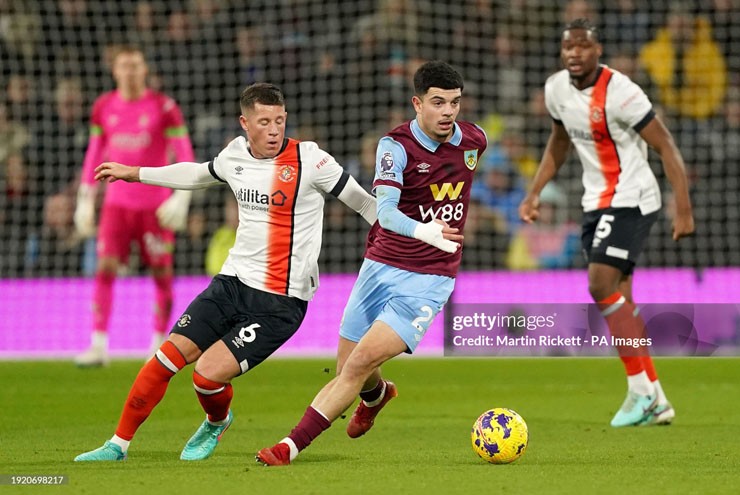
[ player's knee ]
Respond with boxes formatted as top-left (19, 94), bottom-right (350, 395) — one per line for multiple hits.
top-left (167, 334), bottom-right (201, 363)
top-left (192, 369), bottom-right (229, 392)
top-left (152, 266), bottom-right (173, 279)
top-left (587, 279), bottom-right (618, 302)
top-left (194, 351), bottom-right (239, 383)
top-left (96, 255), bottom-right (119, 274)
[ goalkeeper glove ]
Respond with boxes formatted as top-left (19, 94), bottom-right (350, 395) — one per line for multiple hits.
top-left (413, 221), bottom-right (460, 254)
top-left (156, 190), bottom-right (192, 231)
top-left (74, 184), bottom-right (96, 238)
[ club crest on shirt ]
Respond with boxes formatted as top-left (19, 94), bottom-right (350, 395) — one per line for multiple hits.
top-left (464, 149), bottom-right (479, 170)
top-left (278, 165), bottom-right (296, 183)
top-left (177, 314), bottom-right (191, 328)
top-left (590, 107), bottom-right (603, 123)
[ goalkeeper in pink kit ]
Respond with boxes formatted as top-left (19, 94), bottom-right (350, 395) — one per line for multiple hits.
top-left (74, 46), bottom-right (195, 366)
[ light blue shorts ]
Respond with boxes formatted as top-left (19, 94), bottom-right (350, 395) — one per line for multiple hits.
top-left (339, 259), bottom-right (455, 353)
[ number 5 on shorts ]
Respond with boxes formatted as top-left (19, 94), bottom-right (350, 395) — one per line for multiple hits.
top-left (594, 214), bottom-right (615, 246)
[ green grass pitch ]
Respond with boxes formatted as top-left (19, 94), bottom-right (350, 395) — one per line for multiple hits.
top-left (1, 357), bottom-right (738, 494)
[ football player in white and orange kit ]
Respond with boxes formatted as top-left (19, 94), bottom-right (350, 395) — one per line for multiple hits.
top-left (74, 83), bottom-right (376, 462)
top-left (520, 19), bottom-right (694, 427)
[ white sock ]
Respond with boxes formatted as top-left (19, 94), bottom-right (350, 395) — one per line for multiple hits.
top-left (207, 412), bottom-right (231, 426)
top-left (652, 380), bottom-right (668, 405)
top-left (280, 437), bottom-right (299, 461)
top-left (109, 435), bottom-right (130, 452)
top-left (149, 333), bottom-right (166, 348)
top-left (363, 381), bottom-right (387, 407)
top-left (91, 331), bottom-right (108, 350)
top-left (627, 371), bottom-right (654, 396)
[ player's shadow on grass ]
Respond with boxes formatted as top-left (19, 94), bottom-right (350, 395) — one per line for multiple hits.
top-left (283, 453), bottom-right (358, 464)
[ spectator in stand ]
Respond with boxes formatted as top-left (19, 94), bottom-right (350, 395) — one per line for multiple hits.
top-left (33, 78), bottom-right (89, 196)
top-left (128, 1), bottom-right (161, 48)
top-left (5, 74), bottom-right (39, 127)
top-left (471, 144), bottom-right (527, 236)
top-left (599, 0), bottom-right (652, 55)
top-left (0, 101), bottom-right (28, 164)
top-left (1, 153), bottom-right (36, 273)
top-left (506, 182), bottom-right (580, 270)
top-left (26, 191), bottom-right (88, 275)
top-left (640, 6), bottom-right (727, 120)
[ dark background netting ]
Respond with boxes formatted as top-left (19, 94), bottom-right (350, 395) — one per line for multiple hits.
top-left (1, 0), bottom-right (737, 279)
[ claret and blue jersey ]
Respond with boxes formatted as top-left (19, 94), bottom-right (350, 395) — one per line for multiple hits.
top-left (365, 118), bottom-right (488, 278)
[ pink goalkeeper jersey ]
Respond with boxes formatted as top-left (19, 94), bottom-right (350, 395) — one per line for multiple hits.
top-left (80, 89), bottom-right (194, 210)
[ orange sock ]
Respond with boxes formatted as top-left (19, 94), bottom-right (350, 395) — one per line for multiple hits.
top-left (641, 356), bottom-right (658, 381)
top-left (114, 341), bottom-right (186, 440)
top-left (193, 372), bottom-right (233, 423)
top-left (598, 292), bottom-right (646, 376)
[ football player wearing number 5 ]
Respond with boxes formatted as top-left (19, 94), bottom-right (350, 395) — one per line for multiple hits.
top-left (519, 19), bottom-right (694, 427)
top-left (257, 61), bottom-right (487, 466)
top-left (75, 83), bottom-right (377, 462)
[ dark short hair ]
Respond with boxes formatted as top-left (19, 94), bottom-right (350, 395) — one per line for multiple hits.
top-left (413, 61), bottom-right (464, 96)
top-left (240, 83), bottom-right (285, 112)
top-left (563, 18), bottom-right (600, 42)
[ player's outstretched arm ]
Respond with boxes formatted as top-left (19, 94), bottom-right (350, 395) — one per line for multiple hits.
top-left (95, 161), bottom-right (222, 190)
top-left (638, 116), bottom-right (695, 241)
top-left (520, 122), bottom-right (571, 223)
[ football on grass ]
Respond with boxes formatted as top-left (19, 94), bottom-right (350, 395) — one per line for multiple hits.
top-left (471, 408), bottom-right (528, 464)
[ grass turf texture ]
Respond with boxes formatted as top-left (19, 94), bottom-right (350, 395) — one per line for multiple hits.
top-left (1, 358), bottom-right (738, 494)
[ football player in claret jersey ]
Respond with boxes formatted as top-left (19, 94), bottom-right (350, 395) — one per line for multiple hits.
top-left (74, 83), bottom-right (376, 462)
top-left (74, 46), bottom-right (195, 366)
top-left (257, 61), bottom-right (487, 466)
top-left (519, 19), bottom-right (694, 427)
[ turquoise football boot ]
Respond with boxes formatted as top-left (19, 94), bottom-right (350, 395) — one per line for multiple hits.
top-left (640, 402), bottom-right (675, 426)
top-left (180, 410), bottom-right (233, 461)
top-left (74, 441), bottom-right (127, 461)
top-left (610, 391), bottom-right (657, 427)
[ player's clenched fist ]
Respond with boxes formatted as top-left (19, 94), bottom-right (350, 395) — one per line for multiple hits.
top-left (518, 194), bottom-right (540, 223)
top-left (414, 219), bottom-right (463, 253)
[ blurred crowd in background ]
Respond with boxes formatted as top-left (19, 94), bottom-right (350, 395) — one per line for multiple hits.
top-left (1, 0), bottom-right (738, 277)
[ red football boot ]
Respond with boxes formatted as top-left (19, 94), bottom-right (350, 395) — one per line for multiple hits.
top-left (346, 380), bottom-right (398, 438)
top-left (256, 443), bottom-right (291, 466)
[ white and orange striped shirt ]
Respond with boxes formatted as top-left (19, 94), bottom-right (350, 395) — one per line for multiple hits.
top-left (210, 136), bottom-right (345, 301)
top-left (545, 65), bottom-right (661, 214)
